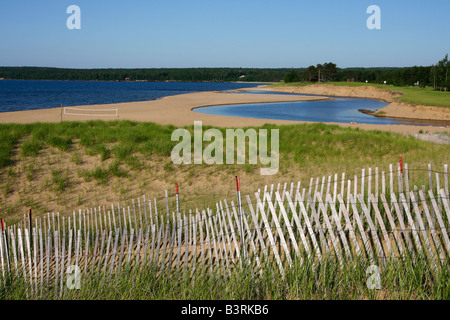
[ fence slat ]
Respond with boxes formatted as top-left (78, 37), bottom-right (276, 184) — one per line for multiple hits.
top-left (337, 194), bottom-right (361, 258)
top-left (410, 192), bottom-right (444, 267)
top-left (444, 165), bottom-right (449, 204)
top-left (349, 194), bottom-right (374, 262)
top-left (357, 194), bottom-right (386, 265)
top-left (224, 200), bottom-right (241, 261)
top-left (316, 193), bottom-right (344, 266)
top-left (285, 192), bottom-right (315, 261)
top-left (246, 195), bottom-right (268, 259)
top-left (399, 193), bottom-right (435, 269)
top-left (266, 192), bottom-right (292, 266)
top-left (391, 193), bottom-right (416, 260)
top-left (109, 230), bottom-right (120, 277)
top-left (306, 193), bottom-right (330, 255)
top-left (255, 192), bottom-right (284, 275)
top-left (369, 194), bottom-right (392, 257)
top-left (426, 190), bottom-right (450, 255)
top-left (202, 211), bottom-right (214, 273)
top-left (380, 194), bottom-right (405, 258)
top-left (275, 192), bottom-right (301, 262)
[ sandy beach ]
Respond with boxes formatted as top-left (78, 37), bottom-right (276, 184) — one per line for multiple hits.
top-left (0, 86), bottom-right (449, 135)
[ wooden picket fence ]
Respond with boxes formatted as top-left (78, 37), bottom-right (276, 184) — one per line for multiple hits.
top-left (0, 162), bottom-right (449, 295)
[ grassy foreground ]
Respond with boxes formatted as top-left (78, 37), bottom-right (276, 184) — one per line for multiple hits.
top-left (0, 120), bottom-right (448, 301)
top-left (1, 256), bottom-right (447, 300)
top-left (0, 120), bottom-right (449, 224)
top-left (271, 81), bottom-right (450, 108)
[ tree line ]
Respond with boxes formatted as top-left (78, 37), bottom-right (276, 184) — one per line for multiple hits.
top-left (285, 64), bottom-right (432, 86)
top-left (0, 55), bottom-right (448, 90)
top-left (430, 54), bottom-right (449, 91)
top-left (283, 55), bottom-right (449, 90)
top-left (0, 67), bottom-right (287, 83)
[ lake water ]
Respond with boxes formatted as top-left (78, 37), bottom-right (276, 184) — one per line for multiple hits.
top-left (195, 93), bottom-right (448, 126)
top-left (0, 80), bottom-right (445, 126)
top-left (0, 80), bottom-right (266, 112)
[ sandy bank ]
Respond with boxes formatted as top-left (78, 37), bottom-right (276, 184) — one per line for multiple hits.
top-left (0, 91), bottom-right (328, 127)
top-left (255, 83), bottom-right (401, 102)
top-left (0, 89), bottom-right (448, 135)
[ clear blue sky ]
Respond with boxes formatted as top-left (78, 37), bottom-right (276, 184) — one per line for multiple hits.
top-left (0, 0), bottom-right (449, 68)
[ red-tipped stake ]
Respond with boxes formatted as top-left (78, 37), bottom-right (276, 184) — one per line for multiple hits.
top-left (235, 176), bottom-right (246, 260)
top-left (1, 218), bottom-right (11, 273)
top-left (175, 184), bottom-right (180, 215)
top-left (399, 157), bottom-right (403, 175)
top-left (28, 209), bottom-right (33, 252)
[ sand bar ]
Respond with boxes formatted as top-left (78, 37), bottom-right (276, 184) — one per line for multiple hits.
top-left (0, 88), bottom-right (448, 135)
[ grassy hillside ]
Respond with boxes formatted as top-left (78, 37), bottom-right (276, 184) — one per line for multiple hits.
top-left (0, 121), bottom-right (448, 225)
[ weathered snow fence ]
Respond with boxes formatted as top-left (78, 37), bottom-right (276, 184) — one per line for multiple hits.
top-left (0, 163), bottom-right (448, 294)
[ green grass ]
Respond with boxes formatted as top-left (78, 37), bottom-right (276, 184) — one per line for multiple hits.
top-left (271, 81), bottom-right (450, 107)
top-left (109, 160), bottom-right (128, 178)
top-left (46, 135), bottom-right (72, 151)
top-left (21, 137), bottom-right (43, 157)
top-left (70, 152), bottom-right (83, 165)
top-left (270, 81), bottom-right (311, 88)
top-left (0, 120), bottom-right (175, 166)
top-left (0, 120), bottom-right (449, 224)
top-left (51, 168), bottom-right (70, 192)
top-left (0, 255), bottom-right (447, 300)
top-left (81, 166), bottom-right (110, 185)
top-left (1, 120), bottom-right (447, 174)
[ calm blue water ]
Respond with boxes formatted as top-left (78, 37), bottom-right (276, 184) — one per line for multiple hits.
top-left (194, 95), bottom-right (448, 126)
top-left (1, 80), bottom-right (446, 126)
top-left (0, 80), bottom-right (266, 112)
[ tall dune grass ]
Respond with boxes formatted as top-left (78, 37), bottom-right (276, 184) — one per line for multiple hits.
top-left (0, 255), bottom-right (447, 300)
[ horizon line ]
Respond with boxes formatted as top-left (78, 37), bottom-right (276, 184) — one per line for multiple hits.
top-left (0, 65), bottom-right (431, 70)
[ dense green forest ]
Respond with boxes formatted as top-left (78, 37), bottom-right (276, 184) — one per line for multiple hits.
top-left (0, 54), bottom-right (448, 90)
top-left (0, 67), bottom-right (286, 82)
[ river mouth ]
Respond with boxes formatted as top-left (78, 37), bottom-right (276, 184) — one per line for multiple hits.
top-left (195, 91), bottom-right (449, 127)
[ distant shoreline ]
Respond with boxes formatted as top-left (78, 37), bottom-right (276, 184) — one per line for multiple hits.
top-left (0, 78), bottom-right (274, 84)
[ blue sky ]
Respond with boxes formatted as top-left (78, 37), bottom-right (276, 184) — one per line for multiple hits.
top-left (0, 0), bottom-right (449, 68)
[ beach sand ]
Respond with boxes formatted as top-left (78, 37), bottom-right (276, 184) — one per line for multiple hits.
top-left (0, 87), bottom-right (448, 135)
